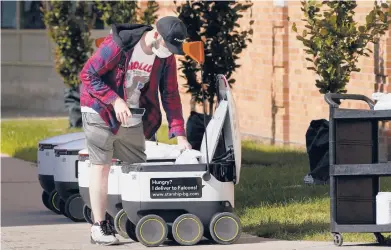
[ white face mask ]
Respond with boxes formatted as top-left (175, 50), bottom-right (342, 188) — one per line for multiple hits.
top-left (146, 31), bottom-right (172, 58)
top-left (152, 44), bottom-right (172, 58)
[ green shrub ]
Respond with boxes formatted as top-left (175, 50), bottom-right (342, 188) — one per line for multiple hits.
top-left (291, 0), bottom-right (391, 94)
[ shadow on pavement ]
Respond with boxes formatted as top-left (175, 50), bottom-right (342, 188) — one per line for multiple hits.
top-left (1, 156), bottom-right (77, 227)
top-left (343, 239), bottom-right (391, 248)
top-left (242, 221), bottom-right (329, 241)
top-left (163, 233), bottom-right (272, 246)
top-left (343, 244), bottom-right (391, 248)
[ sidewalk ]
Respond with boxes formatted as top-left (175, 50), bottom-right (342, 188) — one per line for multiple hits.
top-left (0, 154), bottom-right (384, 249)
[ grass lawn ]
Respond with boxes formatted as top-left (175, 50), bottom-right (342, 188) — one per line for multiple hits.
top-left (1, 118), bottom-right (390, 243)
top-left (1, 118), bottom-right (177, 162)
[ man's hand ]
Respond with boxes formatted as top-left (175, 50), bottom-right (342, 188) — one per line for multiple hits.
top-left (177, 136), bottom-right (192, 150)
top-left (112, 97), bottom-right (131, 125)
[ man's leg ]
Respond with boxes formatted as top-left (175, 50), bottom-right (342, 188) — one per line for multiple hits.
top-left (82, 113), bottom-right (119, 245)
top-left (89, 164), bottom-right (110, 222)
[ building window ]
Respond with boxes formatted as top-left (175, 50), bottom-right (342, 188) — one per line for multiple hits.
top-left (1, 1), bottom-right (17, 29)
top-left (1, 0), bottom-right (104, 30)
top-left (20, 0), bottom-right (45, 29)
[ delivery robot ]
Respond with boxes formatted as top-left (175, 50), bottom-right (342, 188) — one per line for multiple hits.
top-left (120, 74), bottom-right (242, 247)
top-left (78, 141), bottom-right (183, 240)
top-left (53, 138), bottom-right (87, 221)
top-left (38, 132), bottom-right (85, 214)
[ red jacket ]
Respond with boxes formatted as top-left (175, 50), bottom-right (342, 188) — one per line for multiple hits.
top-left (79, 24), bottom-right (186, 140)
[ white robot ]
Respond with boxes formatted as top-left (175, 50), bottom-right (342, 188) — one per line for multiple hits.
top-left (53, 138), bottom-right (87, 221)
top-left (120, 74), bottom-right (242, 247)
top-left (77, 148), bottom-right (96, 224)
top-left (37, 132), bottom-right (85, 214)
top-left (77, 141), bottom-right (183, 240)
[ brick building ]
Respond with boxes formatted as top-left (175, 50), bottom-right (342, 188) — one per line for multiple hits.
top-left (1, 1), bottom-right (390, 147)
top-left (157, 1), bottom-right (391, 146)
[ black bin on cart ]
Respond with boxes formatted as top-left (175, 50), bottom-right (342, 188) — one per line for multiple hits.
top-left (325, 93), bottom-right (391, 246)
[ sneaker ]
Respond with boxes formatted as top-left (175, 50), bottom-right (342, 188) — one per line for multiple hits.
top-left (90, 220), bottom-right (119, 246)
top-left (304, 174), bottom-right (314, 184)
top-left (304, 174), bottom-right (329, 185)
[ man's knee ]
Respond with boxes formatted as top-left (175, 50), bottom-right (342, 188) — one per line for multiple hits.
top-left (89, 163), bottom-right (111, 181)
top-left (90, 163), bottom-right (111, 171)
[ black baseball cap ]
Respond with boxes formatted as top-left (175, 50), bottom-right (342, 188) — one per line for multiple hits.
top-left (156, 16), bottom-right (188, 55)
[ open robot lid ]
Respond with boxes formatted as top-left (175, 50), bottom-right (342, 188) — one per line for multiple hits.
top-left (39, 132), bottom-right (85, 145)
top-left (218, 74), bottom-right (242, 184)
top-left (54, 138), bottom-right (86, 152)
top-left (199, 100), bottom-right (228, 163)
top-left (199, 75), bottom-right (242, 184)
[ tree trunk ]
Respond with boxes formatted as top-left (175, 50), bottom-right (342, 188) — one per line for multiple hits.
top-left (209, 100), bottom-right (214, 116)
top-left (190, 95), bottom-right (196, 112)
top-left (64, 84), bottom-right (82, 128)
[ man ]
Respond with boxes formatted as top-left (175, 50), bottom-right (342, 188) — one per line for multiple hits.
top-left (79, 16), bottom-right (192, 245)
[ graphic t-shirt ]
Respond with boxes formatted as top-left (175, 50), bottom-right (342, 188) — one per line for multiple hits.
top-left (123, 41), bottom-right (156, 127)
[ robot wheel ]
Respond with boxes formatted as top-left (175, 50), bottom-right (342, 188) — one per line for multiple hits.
top-left (135, 214), bottom-right (168, 247)
top-left (82, 204), bottom-right (113, 226)
top-left (125, 218), bottom-right (139, 242)
top-left (82, 204), bottom-right (93, 224)
top-left (114, 209), bottom-right (131, 239)
top-left (64, 193), bottom-right (85, 222)
top-left (172, 214), bottom-right (204, 246)
top-left (48, 190), bottom-right (65, 215)
top-left (209, 212), bottom-right (242, 245)
top-left (41, 190), bottom-right (50, 210)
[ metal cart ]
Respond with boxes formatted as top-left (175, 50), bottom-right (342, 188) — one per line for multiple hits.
top-left (325, 93), bottom-right (391, 246)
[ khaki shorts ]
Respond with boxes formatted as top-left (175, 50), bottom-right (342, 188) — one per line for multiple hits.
top-left (81, 112), bottom-right (146, 165)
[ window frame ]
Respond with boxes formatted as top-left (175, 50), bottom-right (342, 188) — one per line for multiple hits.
top-left (1, 1), bottom-right (106, 31)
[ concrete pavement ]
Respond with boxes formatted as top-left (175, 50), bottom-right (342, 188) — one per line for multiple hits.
top-left (0, 154), bottom-right (387, 249)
